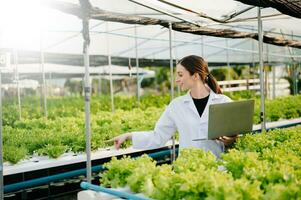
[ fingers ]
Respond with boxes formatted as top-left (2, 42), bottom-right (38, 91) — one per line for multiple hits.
top-left (108, 133), bottom-right (131, 150)
top-left (114, 139), bottom-right (121, 150)
top-left (217, 137), bottom-right (229, 144)
top-left (113, 136), bottom-right (125, 150)
top-left (113, 137), bottom-right (122, 150)
top-left (218, 137), bottom-right (227, 143)
top-left (217, 135), bottom-right (237, 147)
top-left (221, 136), bottom-right (236, 140)
top-left (219, 135), bottom-right (238, 141)
top-left (103, 137), bottom-right (121, 149)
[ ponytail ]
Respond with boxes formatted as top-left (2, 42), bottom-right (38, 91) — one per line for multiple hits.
top-left (206, 74), bottom-right (222, 94)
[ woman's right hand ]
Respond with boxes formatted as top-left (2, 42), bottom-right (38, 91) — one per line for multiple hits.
top-left (217, 135), bottom-right (238, 147)
top-left (111, 133), bottom-right (132, 150)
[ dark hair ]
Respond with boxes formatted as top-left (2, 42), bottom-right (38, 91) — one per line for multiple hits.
top-left (177, 55), bottom-right (222, 94)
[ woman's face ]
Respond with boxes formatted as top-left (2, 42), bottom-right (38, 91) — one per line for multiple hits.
top-left (176, 64), bottom-right (198, 91)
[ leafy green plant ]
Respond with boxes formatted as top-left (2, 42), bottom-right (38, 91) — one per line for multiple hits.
top-left (2, 94), bottom-right (301, 164)
top-left (99, 126), bottom-right (301, 199)
top-left (3, 145), bottom-right (28, 164)
top-left (37, 144), bottom-right (68, 158)
top-left (101, 155), bottom-right (155, 188)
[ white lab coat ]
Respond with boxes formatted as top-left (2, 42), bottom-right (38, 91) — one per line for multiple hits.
top-left (132, 89), bottom-right (232, 157)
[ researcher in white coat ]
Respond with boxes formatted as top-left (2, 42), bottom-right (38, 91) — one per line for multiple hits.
top-left (112, 55), bottom-right (237, 157)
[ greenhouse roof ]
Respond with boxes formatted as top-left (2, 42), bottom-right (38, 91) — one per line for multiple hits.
top-left (0, 0), bottom-right (300, 66)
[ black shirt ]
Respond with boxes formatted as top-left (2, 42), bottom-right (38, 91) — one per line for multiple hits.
top-left (192, 94), bottom-right (209, 118)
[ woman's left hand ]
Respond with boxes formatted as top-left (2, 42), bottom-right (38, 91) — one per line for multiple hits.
top-left (217, 135), bottom-right (238, 147)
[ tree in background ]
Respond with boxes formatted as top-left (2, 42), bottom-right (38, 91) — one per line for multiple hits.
top-left (64, 79), bottom-right (82, 96)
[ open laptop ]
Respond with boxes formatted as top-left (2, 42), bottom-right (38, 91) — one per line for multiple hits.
top-left (193, 99), bottom-right (255, 141)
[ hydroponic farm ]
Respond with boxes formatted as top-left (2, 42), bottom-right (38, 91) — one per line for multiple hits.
top-left (0, 0), bottom-right (301, 200)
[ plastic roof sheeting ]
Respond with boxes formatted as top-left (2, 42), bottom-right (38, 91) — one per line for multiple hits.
top-left (0, 0), bottom-right (300, 64)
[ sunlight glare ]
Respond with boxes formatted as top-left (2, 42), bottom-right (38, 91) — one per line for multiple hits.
top-left (0, 0), bottom-right (50, 50)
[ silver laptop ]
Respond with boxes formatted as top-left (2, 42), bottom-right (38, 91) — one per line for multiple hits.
top-left (193, 99), bottom-right (254, 141)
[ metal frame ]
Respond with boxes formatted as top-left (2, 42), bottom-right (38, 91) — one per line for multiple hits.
top-left (258, 7), bottom-right (266, 131)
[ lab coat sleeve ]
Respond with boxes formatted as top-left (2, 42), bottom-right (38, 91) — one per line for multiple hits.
top-left (132, 104), bottom-right (177, 149)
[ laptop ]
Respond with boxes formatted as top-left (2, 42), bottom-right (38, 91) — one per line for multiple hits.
top-left (193, 99), bottom-right (255, 141)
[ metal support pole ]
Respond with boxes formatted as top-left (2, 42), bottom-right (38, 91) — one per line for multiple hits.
top-left (128, 58), bottom-right (132, 78)
top-left (40, 31), bottom-right (47, 118)
top-left (291, 31), bottom-right (297, 95)
top-left (201, 35), bottom-right (204, 58)
top-left (49, 73), bottom-right (52, 97)
top-left (272, 66), bottom-right (276, 99)
top-left (169, 22), bottom-right (174, 100)
top-left (108, 55), bottom-right (114, 112)
top-left (258, 7), bottom-right (266, 131)
top-left (106, 22), bottom-right (114, 112)
top-left (252, 28), bottom-right (256, 80)
top-left (226, 39), bottom-right (231, 89)
top-left (0, 71), bottom-right (3, 200)
top-left (293, 65), bottom-right (296, 95)
top-left (82, 10), bottom-right (92, 183)
top-left (296, 63), bottom-right (301, 94)
top-left (176, 68), bottom-right (180, 96)
top-left (168, 22), bottom-right (175, 163)
top-left (173, 31), bottom-right (180, 96)
top-left (134, 25), bottom-right (140, 106)
top-left (246, 64), bottom-right (250, 90)
top-left (265, 43), bottom-right (269, 98)
top-left (14, 49), bottom-right (21, 120)
top-left (296, 65), bottom-right (298, 94)
top-left (98, 76), bottom-right (102, 96)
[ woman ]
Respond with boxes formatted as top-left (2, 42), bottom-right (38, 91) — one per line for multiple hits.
top-left (112, 55), bottom-right (236, 157)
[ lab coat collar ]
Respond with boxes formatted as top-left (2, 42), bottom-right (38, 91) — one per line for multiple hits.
top-left (182, 88), bottom-right (220, 103)
top-left (182, 88), bottom-right (222, 122)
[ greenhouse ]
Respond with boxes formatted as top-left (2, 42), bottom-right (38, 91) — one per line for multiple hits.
top-left (0, 0), bottom-right (301, 199)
